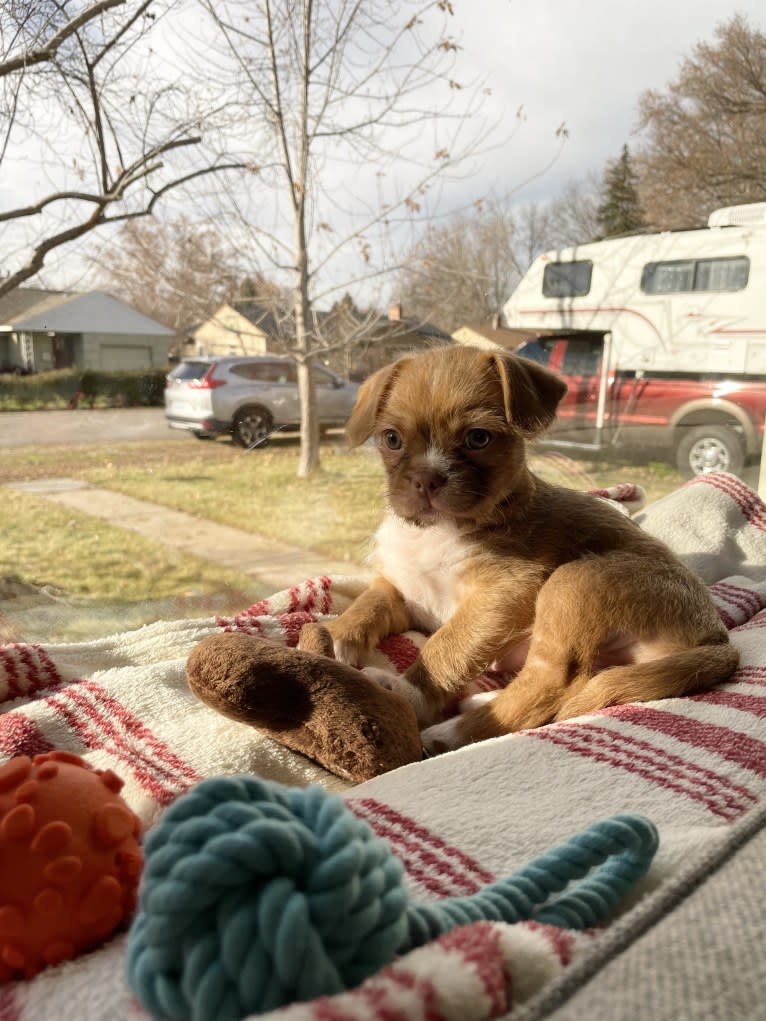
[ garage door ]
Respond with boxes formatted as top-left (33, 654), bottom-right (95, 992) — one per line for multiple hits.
top-left (100, 346), bottom-right (152, 371)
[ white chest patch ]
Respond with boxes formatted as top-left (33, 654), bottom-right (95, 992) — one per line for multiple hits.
top-left (373, 514), bottom-right (474, 631)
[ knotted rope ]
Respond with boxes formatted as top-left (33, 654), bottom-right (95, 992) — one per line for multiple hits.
top-left (127, 776), bottom-right (658, 1021)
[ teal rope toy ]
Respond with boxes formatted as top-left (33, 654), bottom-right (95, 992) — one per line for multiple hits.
top-left (127, 776), bottom-right (658, 1021)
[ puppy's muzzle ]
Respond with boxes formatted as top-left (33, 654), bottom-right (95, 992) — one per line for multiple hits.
top-left (411, 469), bottom-right (447, 501)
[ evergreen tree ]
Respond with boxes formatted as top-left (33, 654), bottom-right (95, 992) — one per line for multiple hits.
top-left (595, 145), bottom-right (646, 238)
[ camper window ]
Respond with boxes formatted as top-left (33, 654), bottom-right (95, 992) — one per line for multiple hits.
top-left (542, 260), bottom-right (593, 298)
top-left (641, 256), bottom-right (749, 295)
top-left (694, 257), bottom-right (749, 292)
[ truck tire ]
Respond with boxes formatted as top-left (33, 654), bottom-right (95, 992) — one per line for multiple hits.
top-left (232, 406), bottom-right (273, 449)
top-left (675, 424), bottom-right (744, 478)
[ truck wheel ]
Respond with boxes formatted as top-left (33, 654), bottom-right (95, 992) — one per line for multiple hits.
top-left (233, 407), bottom-right (273, 449)
top-left (675, 424), bottom-right (744, 478)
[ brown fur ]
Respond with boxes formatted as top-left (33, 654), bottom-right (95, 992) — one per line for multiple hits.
top-left (328, 345), bottom-right (738, 749)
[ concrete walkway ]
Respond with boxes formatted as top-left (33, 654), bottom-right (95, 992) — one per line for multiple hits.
top-left (7, 478), bottom-right (367, 593)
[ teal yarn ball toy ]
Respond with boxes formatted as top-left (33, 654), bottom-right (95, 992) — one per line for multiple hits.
top-left (127, 776), bottom-right (658, 1021)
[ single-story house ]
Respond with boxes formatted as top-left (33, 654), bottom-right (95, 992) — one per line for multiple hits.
top-left (188, 299), bottom-right (453, 380)
top-left (452, 318), bottom-right (538, 352)
top-left (339, 304), bottom-right (453, 380)
top-left (189, 301), bottom-right (285, 358)
top-left (0, 288), bottom-right (175, 373)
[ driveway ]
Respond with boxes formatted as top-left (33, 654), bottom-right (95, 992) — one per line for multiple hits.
top-left (0, 408), bottom-right (186, 446)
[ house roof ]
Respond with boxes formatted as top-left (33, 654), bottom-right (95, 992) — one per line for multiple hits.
top-left (379, 317), bottom-right (452, 342)
top-left (230, 300), bottom-right (284, 337)
top-left (453, 322), bottom-right (537, 350)
top-left (196, 298), bottom-right (452, 350)
top-left (0, 288), bottom-right (174, 336)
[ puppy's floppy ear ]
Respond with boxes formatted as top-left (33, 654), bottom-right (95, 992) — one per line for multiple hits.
top-left (346, 357), bottom-right (410, 447)
top-left (490, 350), bottom-right (567, 437)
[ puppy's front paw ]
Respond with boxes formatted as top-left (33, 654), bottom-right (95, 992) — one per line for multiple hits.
top-left (332, 638), bottom-right (364, 669)
top-left (421, 716), bottom-right (470, 756)
top-left (362, 666), bottom-right (431, 725)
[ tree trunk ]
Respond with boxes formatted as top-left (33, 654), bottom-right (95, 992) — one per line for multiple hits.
top-left (297, 356), bottom-right (319, 477)
top-left (295, 217), bottom-right (319, 478)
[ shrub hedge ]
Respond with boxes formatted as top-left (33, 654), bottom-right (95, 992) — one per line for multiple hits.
top-left (0, 368), bottom-right (167, 411)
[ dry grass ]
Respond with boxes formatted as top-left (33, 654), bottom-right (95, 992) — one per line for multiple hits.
top-left (0, 433), bottom-right (690, 642)
top-left (0, 486), bottom-right (266, 643)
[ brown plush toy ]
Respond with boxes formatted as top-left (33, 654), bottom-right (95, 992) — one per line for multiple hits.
top-left (186, 623), bottom-right (423, 783)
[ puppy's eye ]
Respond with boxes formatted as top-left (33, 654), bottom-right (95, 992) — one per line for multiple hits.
top-left (464, 429), bottom-right (492, 450)
top-left (382, 429), bottom-right (403, 450)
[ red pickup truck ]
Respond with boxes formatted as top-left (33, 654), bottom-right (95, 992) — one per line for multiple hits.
top-left (517, 333), bottom-right (766, 478)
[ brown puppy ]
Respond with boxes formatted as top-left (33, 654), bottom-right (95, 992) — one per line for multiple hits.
top-left (326, 345), bottom-right (738, 753)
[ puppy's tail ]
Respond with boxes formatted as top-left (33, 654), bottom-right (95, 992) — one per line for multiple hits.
top-left (554, 641), bottom-right (740, 722)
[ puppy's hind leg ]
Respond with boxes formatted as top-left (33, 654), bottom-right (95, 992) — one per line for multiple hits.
top-left (422, 564), bottom-right (595, 753)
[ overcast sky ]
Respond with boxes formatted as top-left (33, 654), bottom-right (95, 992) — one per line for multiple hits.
top-left (443, 1), bottom-right (765, 206)
top-left (12, 0), bottom-right (766, 296)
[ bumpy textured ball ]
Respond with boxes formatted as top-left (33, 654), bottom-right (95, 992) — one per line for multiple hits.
top-left (127, 776), bottom-right (408, 1021)
top-left (0, 751), bottom-right (142, 980)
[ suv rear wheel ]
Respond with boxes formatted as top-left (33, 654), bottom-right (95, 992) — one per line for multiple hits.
top-left (233, 406), bottom-right (273, 449)
top-left (675, 424), bottom-right (744, 478)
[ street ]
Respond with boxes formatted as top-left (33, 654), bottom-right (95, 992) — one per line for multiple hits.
top-left (0, 407), bottom-right (186, 447)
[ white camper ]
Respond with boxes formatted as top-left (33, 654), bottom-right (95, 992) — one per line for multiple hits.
top-left (500, 204), bottom-right (766, 478)
top-left (503, 203), bottom-right (766, 376)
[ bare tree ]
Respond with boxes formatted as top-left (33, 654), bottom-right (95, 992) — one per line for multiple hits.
top-left (89, 216), bottom-right (244, 332)
top-left (0, 0), bottom-right (242, 300)
top-left (635, 14), bottom-right (766, 229)
top-left (196, 0), bottom-right (491, 476)
top-left (395, 178), bottom-right (600, 333)
top-left (544, 175), bottom-right (600, 247)
top-left (395, 194), bottom-right (518, 332)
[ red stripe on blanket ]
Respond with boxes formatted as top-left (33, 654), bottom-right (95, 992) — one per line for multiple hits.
top-left (374, 967), bottom-right (442, 1021)
top-left (352, 798), bottom-right (496, 890)
top-left (318, 575), bottom-right (334, 615)
top-left (709, 581), bottom-right (765, 619)
top-left (690, 688), bottom-right (766, 717)
top-left (732, 666), bottom-right (766, 685)
top-left (287, 583), bottom-right (302, 614)
top-left (216, 609), bottom-right (265, 633)
top-left (45, 683), bottom-right (200, 805)
top-left (303, 577), bottom-right (334, 615)
top-left (81, 681), bottom-right (201, 785)
top-left (279, 611), bottom-right (319, 646)
top-left (715, 605), bottom-right (738, 629)
top-left (734, 609), bottom-right (766, 631)
top-left (359, 976), bottom-right (442, 1021)
top-left (691, 473), bottom-right (766, 533)
top-left (0, 712), bottom-right (55, 759)
top-left (529, 724), bottom-right (755, 820)
top-left (309, 998), bottom-right (361, 1020)
top-left (378, 634), bottom-right (422, 673)
top-left (439, 922), bottom-right (509, 1015)
top-left (0, 644), bottom-right (61, 701)
top-left (523, 920), bottom-right (578, 966)
top-left (604, 704), bottom-right (766, 778)
top-left (352, 802), bottom-right (484, 898)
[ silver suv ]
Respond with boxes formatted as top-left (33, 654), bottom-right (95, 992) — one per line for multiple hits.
top-left (165, 355), bottom-right (359, 447)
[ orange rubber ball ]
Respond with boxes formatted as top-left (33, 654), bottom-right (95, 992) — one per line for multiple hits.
top-left (0, 751), bottom-right (143, 981)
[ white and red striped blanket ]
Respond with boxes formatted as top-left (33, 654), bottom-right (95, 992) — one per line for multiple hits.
top-left (1, 472), bottom-right (766, 1020)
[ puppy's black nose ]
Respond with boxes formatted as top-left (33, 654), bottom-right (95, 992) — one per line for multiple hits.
top-left (411, 469), bottom-right (447, 496)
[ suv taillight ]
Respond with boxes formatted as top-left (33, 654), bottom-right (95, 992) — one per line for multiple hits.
top-left (190, 367), bottom-right (226, 389)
